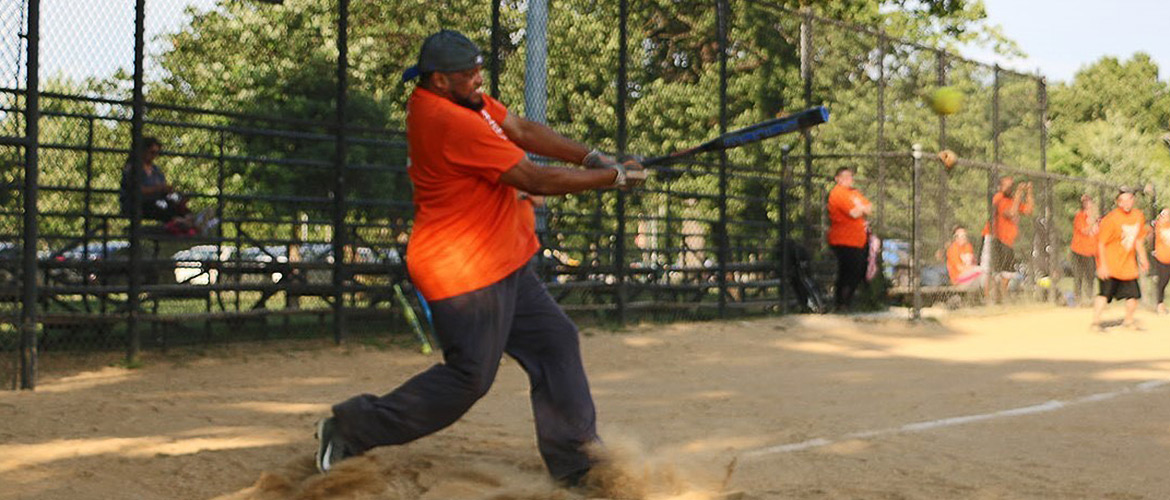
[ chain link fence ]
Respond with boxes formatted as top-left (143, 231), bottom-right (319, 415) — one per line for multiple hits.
top-left (2, 0), bottom-right (1150, 389)
top-left (0, 0), bottom-right (28, 389)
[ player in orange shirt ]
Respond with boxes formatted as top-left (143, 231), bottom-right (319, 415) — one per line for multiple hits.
top-left (1069, 194), bottom-right (1100, 305)
top-left (1091, 188), bottom-right (1150, 332)
top-left (1152, 208), bottom-right (1170, 315)
top-left (981, 176), bottom-right (1033, 303)
top-left (827, 167), bottom-right (872, 310)
top-left (315, 31), bottom-right (645, 487)
top-left (946, 226), bottom-right (985, 290)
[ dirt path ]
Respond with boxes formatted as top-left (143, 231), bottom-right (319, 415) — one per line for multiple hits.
top-left (2, 306), bottom-right (1169, 499)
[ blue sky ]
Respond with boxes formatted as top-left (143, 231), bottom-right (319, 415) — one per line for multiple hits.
top-left (962, 0), bottom-right (1170, 83)
top-left (35, 0), bottom-right (1169, 85)
top-left (40, 0), bottom-right (217, 83)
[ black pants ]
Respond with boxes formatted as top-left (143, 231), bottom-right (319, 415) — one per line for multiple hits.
top-left (831, 245), bottom-right (867, 309)
top-left (331, 263), bottom-right (598, 481)
top-left (1155, 259), bottom-right (1170, 305)
top-left (1071, 252), bottom-right (1096, 301)
top-left (990, 239), bottom-right (1016, 274)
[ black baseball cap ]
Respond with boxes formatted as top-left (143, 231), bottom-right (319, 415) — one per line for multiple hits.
top-left (401, 30), bottom-right (484, 83)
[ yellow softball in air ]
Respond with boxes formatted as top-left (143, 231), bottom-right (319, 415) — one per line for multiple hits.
top-left (927, 86), bottom-right (963, 116)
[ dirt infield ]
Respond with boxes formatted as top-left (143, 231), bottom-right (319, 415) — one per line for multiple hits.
top-left (2, 305), bottom-right (1169, 499)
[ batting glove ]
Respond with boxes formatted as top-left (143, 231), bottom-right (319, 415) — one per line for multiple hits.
top-left (583, 149), bottom-right (618, 170)
top-left (614, 154), bottom-right (647, 190)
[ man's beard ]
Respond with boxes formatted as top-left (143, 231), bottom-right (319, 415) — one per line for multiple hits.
top-left (454, 92), bottom-right (485, 112)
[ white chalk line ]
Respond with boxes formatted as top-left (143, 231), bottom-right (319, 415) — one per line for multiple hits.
top-left (741, 379), bottom-right (1170, 459)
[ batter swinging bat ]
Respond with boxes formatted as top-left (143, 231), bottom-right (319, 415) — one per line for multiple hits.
top-left (642, 106), bottom-right (830, 167)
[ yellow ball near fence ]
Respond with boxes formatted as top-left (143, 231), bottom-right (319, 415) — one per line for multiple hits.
top-left (927, 87), bottom-right (963, 115)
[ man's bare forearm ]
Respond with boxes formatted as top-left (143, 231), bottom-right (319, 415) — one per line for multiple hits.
top-left (528, 166), bottom-right (618, 195)
top-left (509, 118), bottom-right (591, 165)
top-left (500, 158), bottom-right (618, 196)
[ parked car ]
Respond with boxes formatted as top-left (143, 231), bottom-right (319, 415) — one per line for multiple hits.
top-left (172, 245), bottom-right (235, 285)
top-left (48, 240), bottom-right (133, 285)
top-left (0, 242), bottom-right (18, 286)
top-left (234, 245), bottom-right (288, 284)
top-left (299, 243), bottom-right (386, 284)
top-left (300, 243), bottom-right (381, 264)
top-left (0, 243), bottom-right (63, 289)
top-left (55, 240), bottom-right (132, 262)
top-left (378, 247), bottom-right (404, 266)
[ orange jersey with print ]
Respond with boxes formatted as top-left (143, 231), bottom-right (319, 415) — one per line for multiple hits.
top-left (404, 88), bottom-right (538, 300)
top-left (1155, 218), bottom-right (1170, 264)
top-left (981, 192), bottom-right (1033, 247)
top-left (1097, 208), bottom-right (1147, 280)
top-left (827, 184), bottom-right (870, 248)
top-left (1070, 210), bottom-right (1097, 257)
top-left (946, 240), bottom-right (975, 284)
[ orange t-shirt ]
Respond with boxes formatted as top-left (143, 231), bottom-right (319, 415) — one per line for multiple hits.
top-left (1070, 210), bottom-right (1098, 257)
top-left (946, 240), bottom-right (975, 284)
top-left (404, 88), bottom-right (538, 300)
top-left (1155, 218), bottom-right (1170, 264)
top-left (1097, 208), bottom-right (1147, 280)
top-left (827, 184), bottom-right (870, 248)
top-left (981, 192), bottom-right (1033, 247)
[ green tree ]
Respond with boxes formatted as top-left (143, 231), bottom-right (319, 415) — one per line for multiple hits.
top-left (1051, 53), bottom-right (1170, 135)
top-left (1049, 54), bottom-right (1170, 198)
top-left (0, 78), bottom-right (137, 246)
top-left (127, 0), bottom-right (1025, 265)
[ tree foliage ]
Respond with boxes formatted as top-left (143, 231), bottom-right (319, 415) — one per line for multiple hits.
top-left (19, 0), bottom-right (1071, 257)
top-left (1049, 54), bottom-right (1170, 198)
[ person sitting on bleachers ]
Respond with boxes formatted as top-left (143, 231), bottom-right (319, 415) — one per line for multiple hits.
top-left (947, 225), bottom-right (986, 290)
top-left (119, 136), bottom-right (216, 235)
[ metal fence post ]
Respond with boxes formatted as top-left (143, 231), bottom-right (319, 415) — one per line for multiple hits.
top-left (779, 145), bottom-right (791, 314)
top-left (614, 0), bottom-right (629, 325)
top-left (215, 130), bottom-right (225, 317)
top-left (875, 32), bottom-right (886, 230)
top-left (799, 8), bottom-right (815, 249)
top-left (716, 0), bottom-right (730, 318)
top-left (19, 0), bottom-right (41, 390)
top-left (331, 0), bottom-right (349, 344)
top-left (524, 0), bottom-right (548, 124)
top-left (489, 0), bottom-right (502, 99)
top-left (992, 65), bottom-right (1001, 164)
top-left (83, 117), bottom-right (94, 265)
top-left (126, 0), bottom-right (146, 363)
top-left (911, 144), bottom-right (923, 320)
top-left (988, 66), bottom-right (1001, 286)
top-left (936, 51), bottom-right (949, 244)
top-left (1039, 76), bottom-right (1054, 300)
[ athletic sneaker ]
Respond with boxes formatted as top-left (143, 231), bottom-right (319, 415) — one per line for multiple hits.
top-left (315, 417), bottom-right (353, 473)
top-left (1122, 321), bottom-right (1145, 332)
top-left (558, 467), bottom-right (591, 489)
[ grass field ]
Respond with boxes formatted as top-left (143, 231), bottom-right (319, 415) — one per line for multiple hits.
top-left (2, 304), bottom-right (1168, 499)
